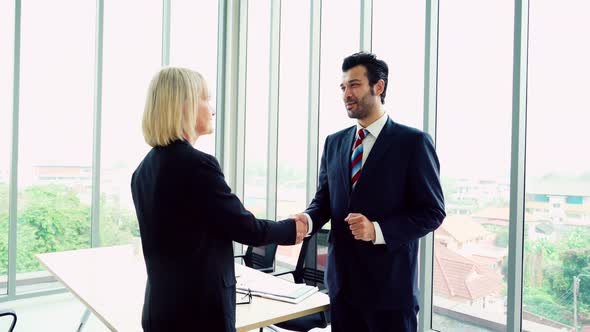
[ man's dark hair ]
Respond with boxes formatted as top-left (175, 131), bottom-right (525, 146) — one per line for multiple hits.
top-left (342, 52), bottom-right (389, 104)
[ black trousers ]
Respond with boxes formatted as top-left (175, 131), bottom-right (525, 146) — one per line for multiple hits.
top-left (330, 294), bottom-right (418, 332)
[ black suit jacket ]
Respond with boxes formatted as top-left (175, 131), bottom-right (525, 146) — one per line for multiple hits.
top-left (131, 139), bottom-right (296, 332)
top-left (305, 118), bottom-right (445, 310)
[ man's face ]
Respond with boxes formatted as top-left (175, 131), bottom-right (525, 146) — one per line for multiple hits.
top-left (340, 65), bottom-right (377, 120)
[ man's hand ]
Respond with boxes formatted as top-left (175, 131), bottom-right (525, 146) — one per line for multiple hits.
top-left (345, 213), bottom-right (375, 242)
top-left (292, 213), bottom-right (308, 244)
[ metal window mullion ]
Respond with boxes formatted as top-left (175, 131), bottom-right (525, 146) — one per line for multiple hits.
top-left (507, 0), bottom-right (529, 331)
top-left (304, 0), bottom-right (322, 268)
top-left (266, 0), bottom-right (281, 221)
top-left (360, 0), bottom-right (372, 52)
top-left (215, 0), bottom-right (240, 254)
top-left (419, 0), bottom-right (439, 330)
top-left (0, 288), bottom-right (66, 303)
top-left (215, 0), bottom-right (228, 163)
top-left (7, 0), bottom-right (22, 298)
top-left (219, 0), bottom-right (242, 190)
top-left (234, 0), bottom-right (248, 200)
top-left (90, 0), bottom-right (104, 248)
top-left (161, 0), bottom-right (171, 66)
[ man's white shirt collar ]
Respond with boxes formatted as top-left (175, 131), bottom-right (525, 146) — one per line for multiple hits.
top-left (356, 111), bottom-right (388, 139)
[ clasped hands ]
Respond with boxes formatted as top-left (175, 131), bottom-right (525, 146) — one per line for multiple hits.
top-left (291, 213), bottom-right (309, 244)
top-left (290, 212), bottom-right (375, 244)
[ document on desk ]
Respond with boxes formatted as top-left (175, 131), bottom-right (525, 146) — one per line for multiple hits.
top-left (236, 275), bottom-right (319, 304)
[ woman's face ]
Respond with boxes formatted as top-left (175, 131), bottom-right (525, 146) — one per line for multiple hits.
top-left (195, 93), bottom-right (215, 136)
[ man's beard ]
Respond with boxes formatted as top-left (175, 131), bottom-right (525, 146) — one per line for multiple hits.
top-left (346, 87), bottom-right (376, 119)
top-left (346, 97), bottom-right (372, 119)
top-left (347, 107), bottom-right (370, 119)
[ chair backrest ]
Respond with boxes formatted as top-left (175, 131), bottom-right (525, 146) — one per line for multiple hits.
top-left (302, 266), bottom-right (325, 286)
top-left (243, 244), bottom-right (278, 271)
top-left (292, 236), bottom-right (325, 288)
top-left (0, 310), bottom-right (17, 332)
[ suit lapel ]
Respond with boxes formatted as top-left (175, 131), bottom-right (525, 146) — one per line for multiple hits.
top-left (353, 118), bottom-right (397, 191)
top-left (339, 126), bottom-right (356, 194)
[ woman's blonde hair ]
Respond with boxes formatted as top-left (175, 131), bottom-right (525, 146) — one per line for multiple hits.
top-left (142, 67), bottom-right (207, 147)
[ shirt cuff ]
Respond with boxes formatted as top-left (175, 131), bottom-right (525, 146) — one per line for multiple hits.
top-left (303, 213), bottom-right (314, 237)
top-left (372, 221), bottom-right (386, 245)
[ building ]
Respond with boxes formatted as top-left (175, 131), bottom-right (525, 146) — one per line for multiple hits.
top-left (32, 165), bottom-right (92, 204)
top-left (433, 241), bottom-right (504, 306)
top-left (527, 176), bottom-right (590, 224)
top-left (436, 215), bottom-right (507, 272)
top-left (436, 215), bottom-right (494, 252)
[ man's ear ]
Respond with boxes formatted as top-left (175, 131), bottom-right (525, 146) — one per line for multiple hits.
top-left (375, 79), bottom-right (385, 96)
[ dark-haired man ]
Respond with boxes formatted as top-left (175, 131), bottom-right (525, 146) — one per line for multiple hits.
top-left (294, 52), bottom-right (445, 331)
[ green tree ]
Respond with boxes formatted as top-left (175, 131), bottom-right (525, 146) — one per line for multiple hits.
top-left (0, 183), bottom-right (9, 275)
top-left (524, 239), bottom-right (555, 287)
top-left (0, 184), bottom-right (140, 275)
top-left (523, 287), bottom-right (573, 324)
top-left (99, 193), bottom-right (138, 246)
top-left (523, 228), bottom-right (590, 325)
top-left (16, 185), bottom-right (91, 272)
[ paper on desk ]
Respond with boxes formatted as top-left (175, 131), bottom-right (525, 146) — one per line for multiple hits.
top-left (236, 275), bottom-right (318, 304)
top-left (239, 287), bottom-right (318, 304)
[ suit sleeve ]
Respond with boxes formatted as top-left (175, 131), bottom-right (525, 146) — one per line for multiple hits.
top-left (378, 132), bottom-right (446, 250)
top-left (305, 137), bottom-right (332, 234)
top-left (198, 156), bottom-right (296, 247)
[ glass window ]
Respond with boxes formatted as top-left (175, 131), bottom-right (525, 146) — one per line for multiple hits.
top-left (566, 196), bottom-right (583, 205)
top-left (433, 1), bottom-right (513, 330)
top-left (243, 0), bottom-right (271, 219)
top-left (100, 0), bottom-right (161, 246)
top-left (318, 0), bottom-right (360, 148)
top-left (316, 0), bottom-right (360, 271)
top-left (17, 0), bottom-right (96, 293)
top-left (372, 0), bottom-right (425, 130)
top-left (524, 1), bottom-right (590, 330)
top-left (170, 0), bottom-right (218, 155)
top-left (0, 0), bottom-right (14, 296)
top-left (372, 2), bottom-right (426, 290)
top-left (275, 0), bottom-right (311, 269)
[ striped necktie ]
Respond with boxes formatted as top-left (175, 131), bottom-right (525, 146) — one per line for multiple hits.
top-left (351, 128), bottom-right (368, 188)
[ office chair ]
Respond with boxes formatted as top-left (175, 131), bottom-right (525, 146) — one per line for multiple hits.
top-left (0, 309), bottom-right (17, 332)
top-left (235, 244), bottom-right (278, 273)
top-left (269, 236), bottom-right (330, 332)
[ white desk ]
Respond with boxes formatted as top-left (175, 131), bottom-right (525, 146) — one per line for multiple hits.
top-left (36, 245), bottom-right (330, 332)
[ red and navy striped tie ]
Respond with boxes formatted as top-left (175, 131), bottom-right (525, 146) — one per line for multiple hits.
top-left (351, 128), bottom-right (368, 188)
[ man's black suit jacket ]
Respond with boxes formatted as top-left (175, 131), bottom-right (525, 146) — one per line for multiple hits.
top-left (131, 139), bottom-right (296, 332)
top-left (305, 118), bottom-right (445, 310)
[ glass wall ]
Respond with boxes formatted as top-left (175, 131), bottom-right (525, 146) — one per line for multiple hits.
top-left (318, 0), bottom-right (360, 145)
top-left (1, 4), bottom-right (589, 331)
top-left (433, 1), bottom-right (514, 330)
top-left (371, 0), bottom-right (427, 294)
top-left (524, 1), bottom-right (590, 331)
top-left (0, 0), bottom-right (15, 296)
top-left (275, 0), bottom-right (312, 268)
top-left (0, 0), bottom-right (222, 299)
top-left (170, 0), bottom-right (218, 155)
top-left (17, 0), bottom-right (96, 293)
top-left (243, 0), bottom-right (271, 219)
top-left (316, 0), bottom-right (360, 272)
top-left (99, 0), bottom-right (161, 247)
top-left (372, 0), bottom-right (425, 130)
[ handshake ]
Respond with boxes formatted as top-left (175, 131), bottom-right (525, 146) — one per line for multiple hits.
top-left (287, 212), bottom-right (375, 244)
top-left (291, 213), bottom-right (309, 244)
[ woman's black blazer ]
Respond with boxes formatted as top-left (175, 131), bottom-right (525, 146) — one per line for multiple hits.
top-left (131, 140), bottom-right (296, 331)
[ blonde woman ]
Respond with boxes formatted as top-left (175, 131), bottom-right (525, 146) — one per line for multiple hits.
top-left (131, 67), bottom-right (308, 332)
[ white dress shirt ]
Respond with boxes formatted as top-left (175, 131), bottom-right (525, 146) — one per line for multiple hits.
top-left (304, 112), bottom-right (389, 245)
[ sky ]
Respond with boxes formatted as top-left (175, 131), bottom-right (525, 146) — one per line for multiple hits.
top-left (1, 0), bottom-right (590, 188)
